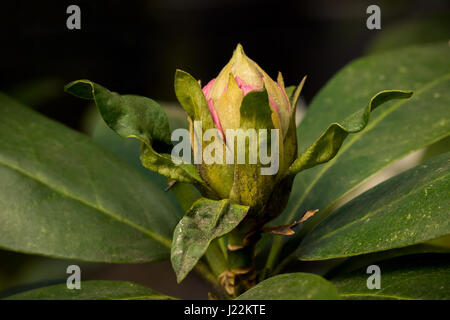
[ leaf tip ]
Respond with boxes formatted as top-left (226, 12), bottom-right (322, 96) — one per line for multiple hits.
top-left (64, 79), bottom-right (96, 100)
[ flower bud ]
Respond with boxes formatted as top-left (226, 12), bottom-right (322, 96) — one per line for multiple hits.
top-left (178, 44), bottom-right (298, 222)
top-left (202, 44), bottom-right (292, 139)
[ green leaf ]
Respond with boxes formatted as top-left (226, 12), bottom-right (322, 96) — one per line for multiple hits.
top-left (269, 42), bottom-right (450, 269)
top-left (298, 152), bottom-right (450, 260)
top-left (237, 273), bottom-right (340, 300)
top-left (332, 256), bottom-right (450, 300)
top-left (65, 79), bottom-right (201, 183)
top-left (4, 281), bottom-right (174, 300)
top-left (65, 80), bottom-right (171, 147)
top-left (287, 90), bottom-right (412, 175)
top-left (171, 198), bottom-right (249, 283)
top-left (0, 93), bottom-right (180, 262)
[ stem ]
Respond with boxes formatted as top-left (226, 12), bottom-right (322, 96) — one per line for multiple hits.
top-left (272, 253), bottom-right (295, 276)
top-left (204, 239), bottom-right (228, 276)
top-left (169, 182), bottom-right (199, 212)
top-left (260, 237), bottom-right (281, 281)
top-left (224, 226), bottom-right (260, 297)
top-left (194, 261), bottom-right (230, 299)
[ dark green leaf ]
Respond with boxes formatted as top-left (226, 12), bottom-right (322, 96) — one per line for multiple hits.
top-left (237, 273), bottom-right (340, 300)
top-left (287, 90), bottom-right (412, 175)
top-left (332, 256), bottom-right (450, 300)
top-left (171, 198), bottom-right (249, 283)
top-left (0, 93), bottom-right (180, 262)
top-left (65, 79), bottom-right (201, 183)
top-left (4, 281), bottom-right (174, 300)
top-left (269, 42), bottom-right (450, 270)
top-left (65, 80), bottom-right (171, 147)
top-left (298, 152), bottom-right (450, 260)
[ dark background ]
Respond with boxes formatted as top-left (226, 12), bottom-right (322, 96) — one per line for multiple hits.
top-left (0, 0), bottom-right (449, 299)
top-left (1, 0), bottom-right (449, 130)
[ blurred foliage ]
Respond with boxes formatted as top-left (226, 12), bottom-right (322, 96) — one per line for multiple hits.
top-left (366, 16), bottom-right (450, 54)
top-left (8, 77), bottom-right (64, 109)
top-left (0, 250), bottom-right (103, 298)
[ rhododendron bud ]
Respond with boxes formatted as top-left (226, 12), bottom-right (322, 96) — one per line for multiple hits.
top-left (174, 44), bottom-right (301, 224)
top-left (202, 44), bottom-right (292, 139)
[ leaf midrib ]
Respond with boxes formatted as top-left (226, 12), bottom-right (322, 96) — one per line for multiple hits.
top-left (0, 160), bottom-right (172, 248)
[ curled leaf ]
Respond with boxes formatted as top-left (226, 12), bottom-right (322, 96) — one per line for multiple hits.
top-left (65, 79), bottom-right (202, 183)
top-left (286, 90), bottom-right (413, 176)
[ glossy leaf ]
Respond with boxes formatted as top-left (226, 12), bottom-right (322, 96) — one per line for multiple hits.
top-left (287, 90), bottom-right (412, 175)
top-left (298, 152), bottom-right (450, 260)
top-left (237, 273), bottom-right (340, 300)
top-left (0, 93), bottom-right (179, 262)
top-left (4, 281), bottom-right (174, 300)
top-left (171, 198), bottom-right (249, 283)
top-left (332, 257), bottom-right (450, 300)
top-left (269, 42), bottom-right (450, 269)
top-left (65, 79), bottom-right (201, 183)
